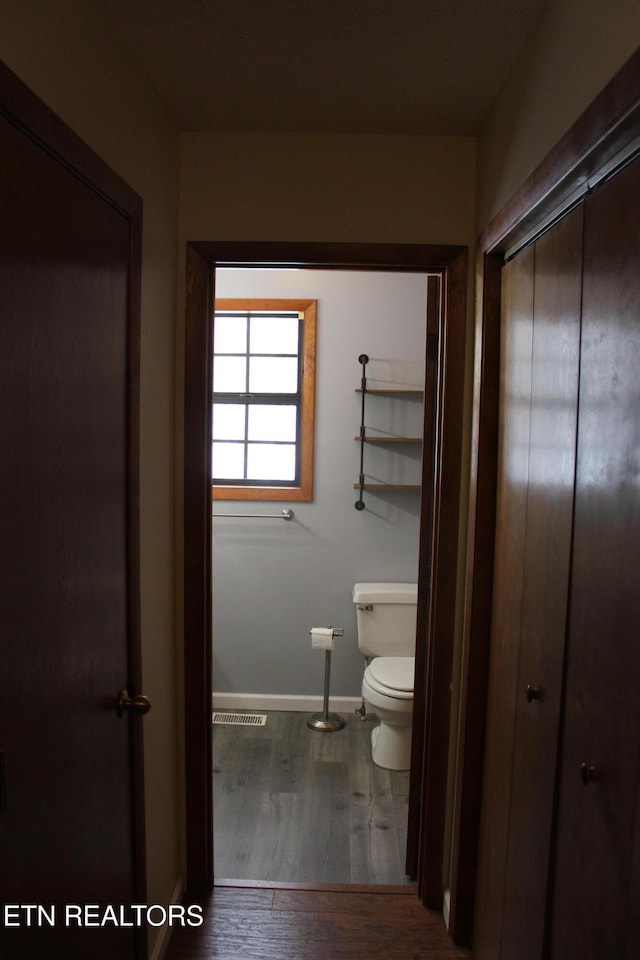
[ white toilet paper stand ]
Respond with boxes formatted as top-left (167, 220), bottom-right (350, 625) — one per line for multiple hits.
top-left (308, 627), bottom-right (345, 732)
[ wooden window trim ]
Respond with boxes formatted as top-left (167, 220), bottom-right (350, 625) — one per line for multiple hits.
top-left (212, 298), bottom-right (316, 501)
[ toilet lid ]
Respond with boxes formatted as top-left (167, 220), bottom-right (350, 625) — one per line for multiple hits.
top-left (368, 657), bottom-right (415, 695)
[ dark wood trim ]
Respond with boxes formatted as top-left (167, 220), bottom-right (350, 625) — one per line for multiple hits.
top-left (0, 59), bottom-right (142, 219)
top-left (189, 240), bottom-right (465, 271)
top-left (452, 43), bottom-right (640, 949)
top-left (417, 249), bottom-right (468, 910)
top-left (125, 184), bottom-right (148, 960)
top-left (184, 244), bottom-right (215, 893)
top-left (447, 250), bottom-right (502, 944)
top-left (182, 241), bottom-right (468, 921)
top-left (479, 47), bottom-right (640, 259)
top-left (0, 57), bottom-right (147, 957)
top-left (406, 275), bottom-right (441, 880)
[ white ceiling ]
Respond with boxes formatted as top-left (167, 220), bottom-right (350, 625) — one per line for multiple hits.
top-left (100, 0), bottom-right (546, 134)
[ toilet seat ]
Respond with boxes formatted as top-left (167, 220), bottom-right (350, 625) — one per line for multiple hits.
top-left (365, 657), bottom-right (414, 700)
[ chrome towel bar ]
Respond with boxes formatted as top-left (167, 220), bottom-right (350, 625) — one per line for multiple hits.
top-left (212, 508), bottom-right (295, 521)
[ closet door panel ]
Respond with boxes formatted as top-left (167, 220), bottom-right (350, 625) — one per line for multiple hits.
top-left (473, 247), bottom-right (534, 960)
top-left (501, 207), bottom-right (583, 960)
top-left (550, 157), bottom-right (640, 960)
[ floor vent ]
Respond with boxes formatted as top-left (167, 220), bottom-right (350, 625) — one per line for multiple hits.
top-left (212, 712), bottom-right (268, 726)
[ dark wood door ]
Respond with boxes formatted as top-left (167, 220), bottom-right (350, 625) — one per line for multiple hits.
top-left (500, 206), bottom-right (582, 960)
top-left (549, 155), bottom-right (640, 960)
top-left (473, 245), bottom-right (535, 960)
top-left (474, 207), bottom-right (583, 960)
top-left (0, 68), bottom-right (145, 958)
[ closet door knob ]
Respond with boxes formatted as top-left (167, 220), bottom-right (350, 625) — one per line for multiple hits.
top-left (526, 684), bottom-right (542, 702)
top-left (117, 689), bottom-right (152, 717)
top-left (580, 762), bottom-right (599, 786)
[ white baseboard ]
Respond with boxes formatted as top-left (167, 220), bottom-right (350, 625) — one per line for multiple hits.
top-left (442, 888), bottom-right (451, 930)
top-left (212, 692), bottom-right (362, 713)
top-left (149, 875), bottom-right (184, 960)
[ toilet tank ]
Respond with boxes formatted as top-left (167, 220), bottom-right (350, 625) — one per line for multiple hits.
top-left (353, 582), bottom-right (418, 657)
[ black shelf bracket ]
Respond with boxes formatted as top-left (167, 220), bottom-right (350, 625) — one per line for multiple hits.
top-left (355, 353), bottom-right (369, 510)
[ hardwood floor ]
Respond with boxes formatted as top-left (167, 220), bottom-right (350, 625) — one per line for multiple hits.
top-left (165, 886), bottom-right (472, 959)
top-left (166, 711), bottom-right (470, 959)
top-left (212, 710), bottom-right (413, 884)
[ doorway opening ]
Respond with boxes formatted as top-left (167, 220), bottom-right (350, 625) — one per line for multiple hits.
top-left (210, 266), bottom-right (430, 885)
top-left (182, 240), bottom-right (468, 919)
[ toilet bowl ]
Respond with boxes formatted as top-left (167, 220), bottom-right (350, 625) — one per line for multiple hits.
top-left (362, 656), bottom-right (414, 770)
top-left (353, 582), bottom-right (418, 771)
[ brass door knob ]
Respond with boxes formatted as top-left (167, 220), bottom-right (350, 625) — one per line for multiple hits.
top-left (117, 689), bottom-right (152, 718)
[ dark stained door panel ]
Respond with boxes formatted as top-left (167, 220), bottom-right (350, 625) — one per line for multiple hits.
top-left (549, 154), bottom-right (640, 960)
top-left (0, 64), bottom-right (144, 959)
top-left (475, 154), bottom-right (640, 960)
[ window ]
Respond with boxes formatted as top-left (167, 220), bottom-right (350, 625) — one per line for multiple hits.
top-left (211, 298), bottom-right (316, 501)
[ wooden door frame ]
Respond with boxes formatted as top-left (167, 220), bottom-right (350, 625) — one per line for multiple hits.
top-left (0, 59), bottom-right (146, 955)
top-left (182, 241), bottom-right (468, 918)
top-left (448, 46), bottom-right (640, 946)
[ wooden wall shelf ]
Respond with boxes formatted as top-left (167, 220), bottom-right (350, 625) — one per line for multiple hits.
top-left (354, 355), bottom-right (423, 509)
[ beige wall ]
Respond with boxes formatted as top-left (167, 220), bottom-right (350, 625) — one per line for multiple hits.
top-left (477, 0), bottom-right (640, 229)
top-left (0, 2), bottom-right (181, 955)
top-left (179, 131), bottom-right (476, 246)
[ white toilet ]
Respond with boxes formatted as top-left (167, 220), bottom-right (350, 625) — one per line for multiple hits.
top-left (353, 582), bottom-right (418, 771)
